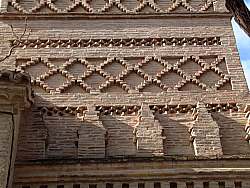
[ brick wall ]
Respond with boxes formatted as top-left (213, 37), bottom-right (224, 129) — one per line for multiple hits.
top-left (1, 0), bottom-right (250, 186)
top-left (0, 112), bottom-right (13, 188)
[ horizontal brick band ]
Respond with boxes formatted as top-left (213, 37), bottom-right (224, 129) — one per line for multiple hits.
top-left (11, 37), bottom-right (222, 49)
top-left (7, 0), bottom-right (214, 14)
top-left (15, 56), bottom-right (231, 94)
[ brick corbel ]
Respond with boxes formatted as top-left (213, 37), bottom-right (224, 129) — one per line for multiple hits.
top-left (134, 103), bottom-right (165, 157)
top-left (190, 102), bottom-right (223, 157)
top-left (0, 70), bottom-right (33, 188)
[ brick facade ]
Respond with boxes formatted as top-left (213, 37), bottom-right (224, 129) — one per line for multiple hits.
top-left (0, 0), bottom-right (250, 187)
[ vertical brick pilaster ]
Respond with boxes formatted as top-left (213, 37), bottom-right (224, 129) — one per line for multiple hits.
top-left (46, 183), bottom-right (57, 188)
top-left (135, 104), bottom-right (165, 157)
top-left (78, 105), bottom-right (106, 159)
top-left (209, 182), bottom-right (220, 188)
top-left (191, 102), bottom-right (223, 157)
top-left (129, 182), bottom-right (138, 188)
top-left (32, 184), bottom-right (40, 188)
top-left (81, 183), bottom-right (89, 188)
top-left (0, 112), bottom-right (13, 188)
top-left (161, 182), bottom-right (170, 188)
top-left (225, 181), bottom-right (235, 188)
top-left (194, 182), bottom-right (203, 188)
top-left (145, 182), bottom-right (154, 188)
top-left (177, 182), bottom-right (186, 188)
top-left (97, 183), bottom-right (105, 188)
top-left (0, 72), bottom-right (32, 188)
top-left (113, 182), bottom-right (122, 188)
top-left (0, 108), bottom-right (29, 188)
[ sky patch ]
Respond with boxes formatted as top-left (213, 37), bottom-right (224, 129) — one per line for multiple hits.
top-left (232, 0), bottom-right (250, 88)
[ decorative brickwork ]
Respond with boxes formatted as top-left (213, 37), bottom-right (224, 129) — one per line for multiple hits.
top-left (1, 0), bottom-right (250, 187)
top-left (135, 104), bottom-right (165, 157)
top-left (190, 102), bottom-right (223, 157)
top-left (11, 37), bottom-right (222, 48)
top-left (15, 56), bottom-right (232, 94)
top-left (78, 105), bottom-right (106, 158)
top-left (7, 0), bottom-right (216, 14)
top-left (11, 180), bottom-right (250, 188)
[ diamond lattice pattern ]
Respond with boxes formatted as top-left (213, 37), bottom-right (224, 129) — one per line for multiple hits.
top-left (16, 56), bottom-right (231, 94)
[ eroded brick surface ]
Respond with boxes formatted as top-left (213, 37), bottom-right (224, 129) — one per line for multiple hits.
top-left (0, 113), bottom-right (13, 188)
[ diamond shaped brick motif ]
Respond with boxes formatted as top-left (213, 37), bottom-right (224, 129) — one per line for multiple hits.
top-left (88, 0), bottom-right (108, 10)
top-left (124, 72), bottom-right (144, 89)
top-left (18, 0), bottom-right (39, 11)
top-left (179, 82), bottom-right (203, 91)
top-left (154, 0), bottom-right (174, 10)
top-left (162, 57), bottom-right (180, 66)
top-left (8, 0), bottom-right (214, 13)
top-left (217, 59), bottom-right (228, 74)
top-left (64, 85), bottom-right (87, 93)
top-left (44, 73), bottom-right (69, 89)
top-left (67, 63), bottom-right (88, 78)
top-left (52, 0), bottom-right (74, 11)
top-left (141, 60), bottom-right (164, 76)
top-left (199, 70), bottom-right (221, 88)
top-left (160, 72), bottom-right (183, 89)
top-left (218, 82), bottom-right (232, 91)
top-left (200, 56), bottom-right (217, 66)
top-left (121, 0), bottom-right (140, 10)
top-left (142, 84), bottom-right (163, 93)
top-left (103, 60), bottom-right (126, 77)
top-left (180, 59), bottom-right (202, 76)
top-left (32, 86), bottom-right (47, 93)
top-left (86, 58), bottom-right (106, 67)
top-left (84, 73), bottom-right (106, 90)
top-left (103, 85), bottom-right (127, 93)
top-left (25, 62), bottom-right (50, 79)
top-left (49, 58), bottom-right (67, 68)
top-left (124, 57), bottom-right (144, 66)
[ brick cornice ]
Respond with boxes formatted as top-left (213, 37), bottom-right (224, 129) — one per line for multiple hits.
top-left (13, 159), bottom-right (250, 183)
top-left (0, 12), bottom-right (232, 20)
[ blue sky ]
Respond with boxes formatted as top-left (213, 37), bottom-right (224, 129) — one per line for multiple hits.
top-left (232, 0), bottom-right (250, 89)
